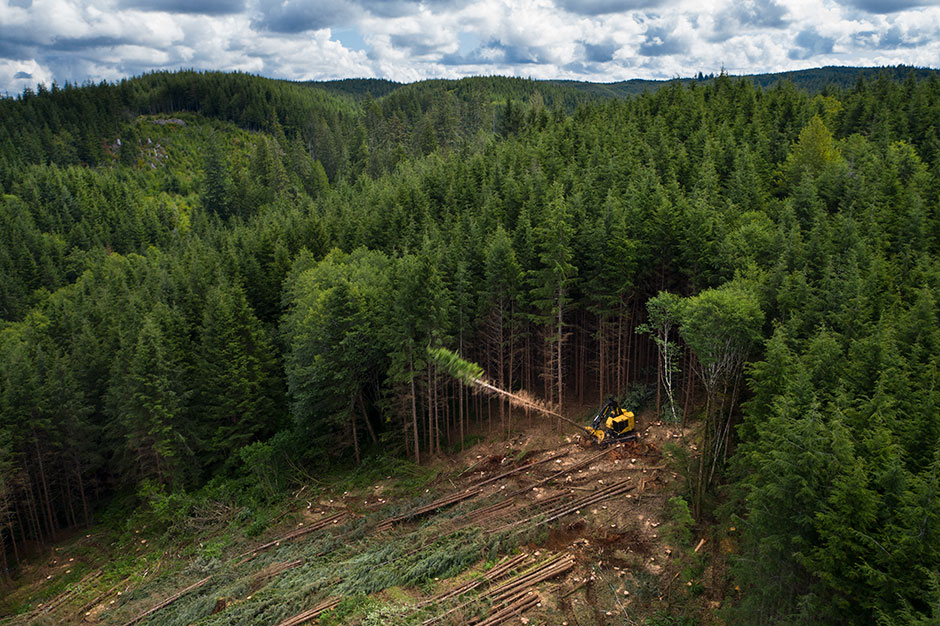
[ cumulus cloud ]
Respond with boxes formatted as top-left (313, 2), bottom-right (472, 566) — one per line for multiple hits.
top-left (555, 0), bottom-right (666, 15)
top-left (837, 0), bottom-right (933, 14)
top-left (730, 0), bottom-right (788, 29)
top-left (1, 58), bottom-right (53, 92)
top-left (583, 41), bottom-right (619, 62)
top-left (120, 0), bottom-right (245, 15)
top-left (854, 22), bottom-right (934, 49)
top-left (1, 0), bottom-right (939, 94)
top-left (252, 0), bottom-right (356, 33)
top-left (788, 28), bottom-right (835, 60)
top-left (638, 22), bottom-right (689, 56)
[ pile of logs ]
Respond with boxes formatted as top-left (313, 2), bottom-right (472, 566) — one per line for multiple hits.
top-left (497, 479), bottom-right (634, 532)
top-left (423, 552), bottom-right (575, 626)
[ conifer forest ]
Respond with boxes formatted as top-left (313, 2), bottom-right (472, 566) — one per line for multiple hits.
top-left (0, 67), bottom-right (939, 624)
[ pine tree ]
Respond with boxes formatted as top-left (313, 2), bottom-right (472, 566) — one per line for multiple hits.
top-left (201, 133), bottom-right (232, 218)
top-left (193, 281), bottom-right (278, 472)
top-left (107, 307), bottom-right (192, 488)
top-left (531, 183), bottom-right (577, 417)
top-left (482, 225), bottom-right (522, 434)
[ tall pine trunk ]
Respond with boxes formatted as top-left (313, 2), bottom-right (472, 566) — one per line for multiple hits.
top-left (34, 439), bottom-right (56, 541)
top-left (410, 351), bottom-right (420, 464)
top-left (556, 283), bottom-right (564, 421)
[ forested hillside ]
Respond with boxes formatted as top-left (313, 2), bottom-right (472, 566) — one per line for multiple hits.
top-left (1, 68), bottom-right (939, 624)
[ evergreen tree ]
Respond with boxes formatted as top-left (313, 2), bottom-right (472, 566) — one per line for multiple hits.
top-left (193, 281), bottom-right (279, 472)
top-left (531, 183), bottom-right (577, 416)
top-left (107, 307), bottom-right (192, 488)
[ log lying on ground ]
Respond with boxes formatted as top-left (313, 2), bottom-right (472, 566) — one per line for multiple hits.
top-left (497, 479), bottom-right (634, 532)
top-left (486, 553), bottom-right (575, 604)
top-left (14, 568), bottom-right (103, 623)
top-left (466, 450), bottom-right (569, 489)
top-left (375, 487), bottom-right (482, 532)
top-left (273, 596), bottom-right (342, 626)
top-left (253, 558), bottom-right (305, 586)
top-left (377, 449), bottom-right (572, 533)
top-left (474, 590), bottom-right (541, 626)
top-left (77, 575), bottom-right (132, 620)
top-left (419, 553), bottom-right (532, 608)
top-left (234, 511), bottom-right (348, 564)
top-left (120, 576), bottom-right (212, 626)
top-left (507, 448), bottom-right (610, 497)
top-left (423, 553), bottom-right (573, 626)
top-left (377, 450), bottom-right (568, 531)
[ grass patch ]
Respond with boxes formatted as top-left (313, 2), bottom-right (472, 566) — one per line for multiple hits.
top-left (330, 454), bottom-right (438, 498)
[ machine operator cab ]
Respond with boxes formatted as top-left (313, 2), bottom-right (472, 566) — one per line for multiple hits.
top-left (584, 397), bottom-right (637, 445)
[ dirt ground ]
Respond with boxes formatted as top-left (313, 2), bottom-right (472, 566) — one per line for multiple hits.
top-left (3, 409), bottom-right (712, 626)
top-left (405, 409), bottom-right (708, 625)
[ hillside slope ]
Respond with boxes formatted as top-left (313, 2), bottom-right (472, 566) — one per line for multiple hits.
top-left (1, 67), bottom-right (939, 625)
top-left (3, 417), bottom-right (705, 626)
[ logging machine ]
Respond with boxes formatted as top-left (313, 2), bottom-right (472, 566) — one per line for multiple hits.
top-left (583, 398), bottom-right (637, 445)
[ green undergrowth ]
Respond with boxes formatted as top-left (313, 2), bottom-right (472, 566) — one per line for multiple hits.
top-left (3, 448), bottom-right (529, 624)
top-left (331, 454), bottom-right (439, 500)
top-left (119, 520), bottom-right (518, 626)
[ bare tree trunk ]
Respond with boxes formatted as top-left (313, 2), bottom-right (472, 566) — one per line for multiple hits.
top-left (543, 327), bottom-right (552, 410)
top-left (579, 313), bottom-right (586, 405)
top-left (410, 352), bottom-right (420, 464)
top-left (598, 316), bottom-right (605, 402)
top-left (351, 397), bottom-right (360, 465)
top-left (694, 390), bottom-right (712, 519)
top-left (34, 439), bottom-right (56, 541)
top-left (497, 301), bottom-right (505, 434)
top-left (617, 301), bottom-right (624, 396)
top-left (526, 329), bottom-right (533, 399)
top-left (722, 370), bottom-right (743, 465)
top-left (24, 472), bottom-right (43, 543)
top-left (0, 525), bottom-right (9, 583)
top-left (445, 379), bottom-right (452, 449)
top-left (656, 349), bottom-right (662, 416)
top-left (458, 333), bottom-right (465, 449)
top-left (458, 372), bottom-right (464, 450)
top-left (15, 503), bottom-right (27, 550)
top-left (428, 362), bottom-right (435, 457)
top-left (403, 401), bottom-right (412, 460)
top-left (557, 284), bottom-right (565, 423)
top-left (356, 394), bottom-right (378, 445)
top-left (70, 457), bottom-right (90, 528)
top-left (507, 303), bottom-right (515, 439)
top-left (433, 364), bottom-right (440, 456)
top-left (683, 349), bottom-right (693, 425)
top-left (64, 473), bottom-right (77, 529)
top-left (424, 366), bottom-right (431, 456)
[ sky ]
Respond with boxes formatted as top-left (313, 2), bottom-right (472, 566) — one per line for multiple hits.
top-left (1, 0), bottom-right (939, 95)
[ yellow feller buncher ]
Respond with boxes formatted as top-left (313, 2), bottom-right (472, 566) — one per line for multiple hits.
top-left (582, 397), bottom-right (637, 445)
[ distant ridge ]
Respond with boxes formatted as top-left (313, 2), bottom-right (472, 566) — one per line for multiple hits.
top-left (307, 65), bottom-right (940, 101)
